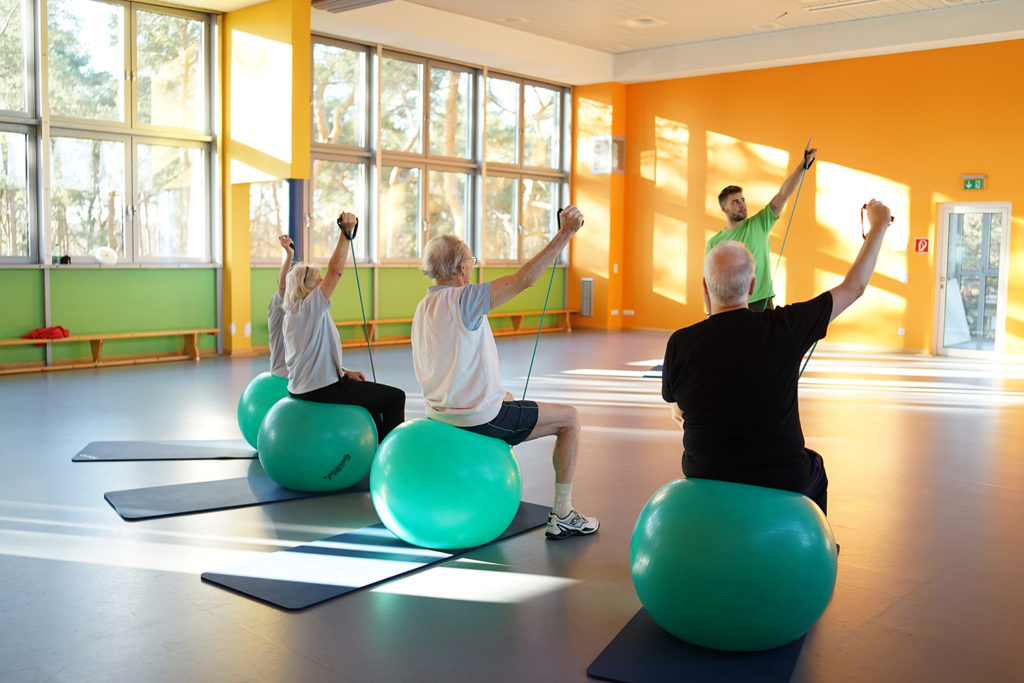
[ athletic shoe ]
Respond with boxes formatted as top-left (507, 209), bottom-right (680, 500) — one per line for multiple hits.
top-left (545, 509), bottom-right (599, 540)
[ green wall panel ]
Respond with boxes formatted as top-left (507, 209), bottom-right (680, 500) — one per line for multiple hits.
top-left (252, 265), bottom-right (375, 346)
top-left (49, 268), bottom-right (218, 360)
top-left (250, 267), bottom-right (279, 347)
top-left (484, 266), bottom-right (568, 331)
top-left (0, 269), bottom-right (47, 364)
top-left (247, 264), bottom-right (568, 344)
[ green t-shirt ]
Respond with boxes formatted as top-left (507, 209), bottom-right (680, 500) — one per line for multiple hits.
top-left (705, 205), bottom-right (779, 303)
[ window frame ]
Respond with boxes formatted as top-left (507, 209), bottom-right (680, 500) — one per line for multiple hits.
top-left (0, 123), bottom-right (39, 263)
top-left (38, 0), bottom-right (215, 267)
top-left (481, 70), bottom-right (570, 265)
top-left (308, 39), bottom-right (571, 268)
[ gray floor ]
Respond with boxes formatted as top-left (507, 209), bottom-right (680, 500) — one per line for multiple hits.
top-left (2, 330), bottom-right (1023, 682)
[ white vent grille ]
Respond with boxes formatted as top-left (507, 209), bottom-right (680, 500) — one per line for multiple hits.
top-left (580, 278), bottom-right (593, 317)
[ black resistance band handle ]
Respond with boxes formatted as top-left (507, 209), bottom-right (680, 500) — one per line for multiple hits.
top-left (337, 215), bottom-right (358, 240)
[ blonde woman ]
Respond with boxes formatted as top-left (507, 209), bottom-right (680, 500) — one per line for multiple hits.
top-left (282, 212), bottom-right (405, 441)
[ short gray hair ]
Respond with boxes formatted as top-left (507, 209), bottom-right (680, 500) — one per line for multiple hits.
top-left (421, 234), bottom-right (469, 282)
top-left (283, 262), bottom-right (320, 310)
top-left (704, 241), bottom-right (755, 306)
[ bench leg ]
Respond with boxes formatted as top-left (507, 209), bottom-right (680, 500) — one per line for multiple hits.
top-left (89, 339), bottom-right (103, 363)
top-left (184, 333), bottom-right (199, 361)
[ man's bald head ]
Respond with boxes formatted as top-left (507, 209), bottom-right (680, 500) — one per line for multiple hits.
top-left (704, 241), bottom-right (755, 307)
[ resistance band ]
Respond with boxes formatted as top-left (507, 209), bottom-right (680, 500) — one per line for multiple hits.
top-left (521, 262), bottom-right (558, 400)
top-left (522, 208), bottom-right (575, 400)
top-left (338, 216), bottom-right (377, 383)
top-left (767, 139), bottom-right (817, 378)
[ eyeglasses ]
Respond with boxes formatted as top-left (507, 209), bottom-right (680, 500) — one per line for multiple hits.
top-left (464, 256), bottom-right (477, 266)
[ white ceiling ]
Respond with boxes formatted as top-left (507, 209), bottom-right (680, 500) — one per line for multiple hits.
top-left (394, 0), bottom-right (997, 54)
top-left (196, 0), bottom-right (1024, 84)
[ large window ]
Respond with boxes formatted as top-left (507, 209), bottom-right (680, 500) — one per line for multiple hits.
top-left (377, 54), bottom-right (478, 262)
top-left (2, 0), bottom-right (213, 265)
top-left (310, 37), bottom-right (570, 266)
top-left (0, 129), bottom-right (30, 258)
top-left (1, 0), bottom-right (35, 260)
top-left (484, 74), bottom-right (566, 262)
top-left (310, 38), bottom-right (370, 262)
top-left (249, 180), bottom-right (289, 261)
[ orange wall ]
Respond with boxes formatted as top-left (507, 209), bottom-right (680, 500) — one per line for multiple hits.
top-left (577, 39), bottom-right (1024, 354)
top-left (571, 83), bottom-right (627, 330)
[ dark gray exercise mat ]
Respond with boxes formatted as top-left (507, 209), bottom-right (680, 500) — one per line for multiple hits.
top-left (201, 501), bottom-right (551, 610)
top-left (588, 608), bottom-right (806, 683)
top-left (74, 440), bottom-right (256, 462)
top-left (104, 474), bottom-right (358, 520)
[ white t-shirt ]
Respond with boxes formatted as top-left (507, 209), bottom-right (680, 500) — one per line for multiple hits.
top-left (411, 282), bottom-right (507, 427)
top-left (267, 291), bottom-right (287, 378)
top-left (283, 288), bottom-right (344, 394)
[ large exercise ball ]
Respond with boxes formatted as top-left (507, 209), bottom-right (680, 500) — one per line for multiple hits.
top-left (630, 478), bottom-right (838, 652)
top-left (257, 398), bottom-right (378, 492)
top-left (370, 418), bottom-right (522, 550)
top-left (237, 372), bottom-right (289, 448)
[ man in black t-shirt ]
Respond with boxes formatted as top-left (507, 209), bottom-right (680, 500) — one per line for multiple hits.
top-left (662, 199), bottom-right (893, 513)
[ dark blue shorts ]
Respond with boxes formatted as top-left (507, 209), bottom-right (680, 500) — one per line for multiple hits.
top-left (463, 401), bottom-right (539, 446)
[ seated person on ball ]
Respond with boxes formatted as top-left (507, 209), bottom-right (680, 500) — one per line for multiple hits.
top-left (267, 233), bottom-right (294, 380)
top-left (282, 211), bottom-right (405, 441)
top-left (411, 205), bottom-right (599, 541)
top-left (661, 199), bottom-right (893, 514)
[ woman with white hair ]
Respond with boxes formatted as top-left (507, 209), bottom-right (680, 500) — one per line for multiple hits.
top-left (410, 205), bottom-right (599, 541)
top-left (282, 212), bottom-right (405, 441)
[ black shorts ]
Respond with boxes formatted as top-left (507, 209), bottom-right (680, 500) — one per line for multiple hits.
top-left (463, 401), bottom-right (539, 446)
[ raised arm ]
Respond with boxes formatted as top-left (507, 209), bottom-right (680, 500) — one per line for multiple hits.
top-left (319, 212), bottom-right (355, 300)
top-left (276, 234), bottom-right (295, 295)
top-left (828, 199), bottom-right (892, 322)
top-left (488, 205), bottom-right (584, 310)
top-left (768, 143), bottom-right (817, 217)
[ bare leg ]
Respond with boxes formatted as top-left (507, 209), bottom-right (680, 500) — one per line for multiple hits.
top-left (522, 401), bottom-right (579, 483)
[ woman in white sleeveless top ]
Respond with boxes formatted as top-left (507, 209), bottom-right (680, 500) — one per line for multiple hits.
top-left (282, 212), bottom-right (405, 441)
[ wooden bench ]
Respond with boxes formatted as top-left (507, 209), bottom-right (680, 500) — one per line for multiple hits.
top-left (0, 328), bottom-right (220, 375)
top-left (334, 309), bottom-right (578, 348)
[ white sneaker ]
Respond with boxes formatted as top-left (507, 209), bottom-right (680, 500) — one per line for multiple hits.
top-left (545, 509), bottom-right (599, 540)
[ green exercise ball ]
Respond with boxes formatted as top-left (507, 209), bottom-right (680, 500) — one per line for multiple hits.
top-left (370, 418), bottom-right (522, 550)
top-left (630, 478), bottom-right (838, 652)
top-left (257, 398), bottom-right (378, 492)
top-left (237, 372), bottom-right (289, 448)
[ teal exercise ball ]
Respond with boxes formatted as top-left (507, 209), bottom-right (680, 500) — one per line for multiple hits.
top-left (630, 478), bottom-right (838, 652)
top-left (237, 372), bottom-right (289, 448)
top-left (257, 398), bottom-right (378, 492)
top-left (370, 418), bottom-right (522, 550)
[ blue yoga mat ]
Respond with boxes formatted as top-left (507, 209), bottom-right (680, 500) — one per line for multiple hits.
top-left (202, 501), bottom-right (550, 610)
top-left (588, 608), bottom-right (806, 682)
top-left (105, 475), bottom-right (360, 520)
top-left (74, 440), bottom-right (256, 462)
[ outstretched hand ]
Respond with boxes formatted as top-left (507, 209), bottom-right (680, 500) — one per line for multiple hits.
top-left (863, 199), bottom-right (893, 234)
top-left (558, 205), bottom-right (584, 234)
top-left (803, 146), bottom-right (817, 170)
top-left (278, 234), bottom-right (294, 252)
top-left (336, 212), bottom-right (358, 241)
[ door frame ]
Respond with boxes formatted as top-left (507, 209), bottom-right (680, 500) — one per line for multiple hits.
top-left (934, 201), bottom-right (1012, 357)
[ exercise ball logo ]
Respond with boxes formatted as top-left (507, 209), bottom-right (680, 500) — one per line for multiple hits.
top-left (324, 453), bottom-right (352, 481)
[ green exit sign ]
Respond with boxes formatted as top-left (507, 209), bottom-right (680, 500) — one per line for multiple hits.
top-left (964, 179), bottom-right (984, 190)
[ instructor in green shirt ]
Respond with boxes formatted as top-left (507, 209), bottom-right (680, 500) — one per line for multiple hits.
top-left (706, 142), bottom-right (817, 312)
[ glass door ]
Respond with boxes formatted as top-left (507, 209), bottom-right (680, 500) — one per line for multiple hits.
top-left (935, 202), bottom-right (1011, 355)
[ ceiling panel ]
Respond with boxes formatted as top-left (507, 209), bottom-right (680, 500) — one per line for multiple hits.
top-left (392, 0), bottom-right (994, 53)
